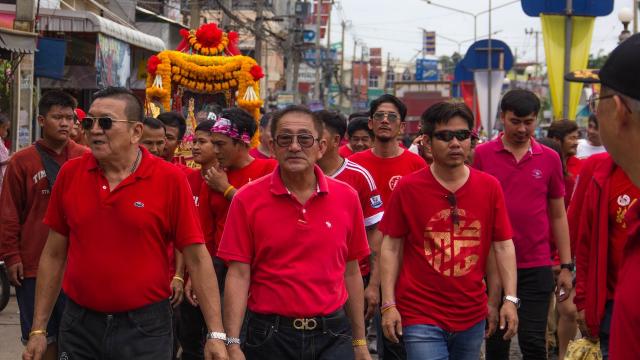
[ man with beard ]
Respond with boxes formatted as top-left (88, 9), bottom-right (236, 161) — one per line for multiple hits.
top-left (475, 89), bottom-right (573, 360)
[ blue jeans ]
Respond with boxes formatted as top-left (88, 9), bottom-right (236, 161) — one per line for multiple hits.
top-left (599, 301), bottom-right (613, 360)
top-left (15, 278), bottom-right (66, 345)
top-left (403, 320), bottom-right (485, 360)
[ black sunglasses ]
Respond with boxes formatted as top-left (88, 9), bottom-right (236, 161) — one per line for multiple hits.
top-left (81, 116), bottom-right (136, 130)
top-left (275, 133), bottom-right (318, 148)
top-left (446, 193), bottom-right (459, 226)
top-left (434, 130), bottom-right (472, 142)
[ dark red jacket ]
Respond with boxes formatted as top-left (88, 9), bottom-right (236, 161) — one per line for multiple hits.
top-left (0, 140), bottom-right (88, 277)
top-left (568, 152), bottom-right (615, 337)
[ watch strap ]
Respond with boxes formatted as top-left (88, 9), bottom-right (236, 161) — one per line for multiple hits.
top-left (206, 331), bottom-right (227, 342)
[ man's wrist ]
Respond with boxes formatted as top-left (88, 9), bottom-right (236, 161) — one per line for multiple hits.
top-left (206, 331), bottom-right (227, 342)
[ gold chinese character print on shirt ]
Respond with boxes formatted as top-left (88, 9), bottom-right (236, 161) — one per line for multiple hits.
top-left (423, 208), bottom-right (481, 277)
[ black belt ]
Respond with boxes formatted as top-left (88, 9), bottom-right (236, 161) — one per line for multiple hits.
top-left (67, 298), bottom-right (170, 319)
top-left (248, 308), bottom-right (347, 331)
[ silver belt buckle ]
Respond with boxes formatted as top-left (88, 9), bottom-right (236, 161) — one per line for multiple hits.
top-left (293, 318), bottom-right (318, 330)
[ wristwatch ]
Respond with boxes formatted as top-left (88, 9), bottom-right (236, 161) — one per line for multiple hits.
top-left (503, 295), bottom-right (521, 309)
top-left (560, 263), bottom-right (575, 271)
top-left (206, 331), bottom-right (227, 342)
top-left (226, 337), bottom-right (241, 346)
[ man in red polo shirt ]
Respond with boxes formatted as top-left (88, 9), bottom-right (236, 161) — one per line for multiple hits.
top-left (316, 110), bottom-right (384, 320)
top-left (0, 90), bottom-right (87, 360)
top-left (23, 87), bottom-right (228, 360)
top-left (380, 101), bottom-right (518, 360)
top-left (199, 108), bottom-right (276, 261)
top-left (219, 106), bottom-right (371, 360)
top-left (589, 33), bottom-right (640, 359)
top-left (475, 89), bottom-right (573, 360)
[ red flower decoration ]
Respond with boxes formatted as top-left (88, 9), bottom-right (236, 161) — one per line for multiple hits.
top-left (227, 31), bottom-right (240, 55)
top-left (147, 55), bottom-right (161, 76)
top-left (195, 23), bottom-right (223, 48)
top-left (250, 65), bottom-right (264, 80)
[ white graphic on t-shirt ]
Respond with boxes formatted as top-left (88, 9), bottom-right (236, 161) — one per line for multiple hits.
top-left (389, 175), bottom-right (402, 190)
top-left (326, 221), bottom-right (332, 229)
top-left (618, 194), bottom-right (631, 207)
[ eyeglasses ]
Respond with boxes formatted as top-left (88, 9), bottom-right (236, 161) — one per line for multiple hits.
top-left (372, 111), bottom-right (400, 122)
top-left (588, 93), bottom-right (632, 114)
top-left (81, 116), bottom-right (137, 131)
top-left (433, 130), bottom-right (472, 142)
top-left (446, 194), bottom-right (459, 226)
top-left (275, 133), bottom-right (318, 148)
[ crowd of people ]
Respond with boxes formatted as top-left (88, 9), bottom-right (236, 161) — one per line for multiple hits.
top-left (0, 32), bottom-right (638, 360)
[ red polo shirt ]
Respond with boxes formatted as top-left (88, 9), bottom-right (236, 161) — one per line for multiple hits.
top-left (379, 167), bottom-right (512, 331)
top-left (44, 147), bottom-right (204, 312)
top-left (330, 159), bottom-right (384, 276)
top-left (199, 159), bottom-right (277, 256)
top-left (473, 135), bottom-right (565, 269)
top-left (610, 201), bottom-right (640, 359)
top-left (349, 148), bottom-right (427, 205)
top-left (217, 165), bottom-right (370, 317)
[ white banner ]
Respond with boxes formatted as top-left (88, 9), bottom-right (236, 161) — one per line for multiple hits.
top-left (473, 70), bottom-right (505, 133)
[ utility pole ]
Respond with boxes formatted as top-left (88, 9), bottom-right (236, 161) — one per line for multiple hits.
top-left (563, 0), bottom-right (573, 119)
top-left (190, 0), bottom-right (200, 29)
top-left (487, 0), bottom-right (493, 139)
top-left (314, 0), bottom-right (323, 102)
top-left (339, 20), bottom-right (346, 108)
top-left (220, 0), bottom-right (232, 29)
top-left (254, 0), bottom-right (264, 67)
top-left (525, 28), bottom-right (540, 77)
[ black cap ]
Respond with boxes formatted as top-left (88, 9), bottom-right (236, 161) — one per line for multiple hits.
top-left (599, 33), bottom-right (640, 101)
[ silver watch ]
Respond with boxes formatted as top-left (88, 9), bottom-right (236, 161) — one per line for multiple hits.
top-left (503, 295), bottom-right (521, 309)
top-left (206, 331), bottom-right (227, 342)
top-left (226, 336), bottom-right (241, 346)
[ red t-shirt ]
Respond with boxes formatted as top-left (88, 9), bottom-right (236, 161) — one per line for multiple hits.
top-left (217, 165), bottom-right (370, 317)
top-left (331, 159), bottom-right (384, 276)
top-left (44, 147), bottom-right (204, 312)
top-left (566, 155), bottom-right (582, 179)
top-left (610, 201), bottom-right (640, 359)
top-left (199, 159), bottom-right (277, 256)
top-left (249, 147), bottom-right (271, 160)
top-left (338, 144), bottom-right (354, 158)
top-left (349, 148), bottom-right (427, 205)
top-left (379, 167), bottom-right (512, 331)
top-left (474, 136), bottom-right (565, 269)
top-left (606, 167), bottom-right (640, 300)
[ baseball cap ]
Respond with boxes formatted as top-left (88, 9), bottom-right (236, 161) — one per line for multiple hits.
top-left (599, 33), bottom-right (640, 101)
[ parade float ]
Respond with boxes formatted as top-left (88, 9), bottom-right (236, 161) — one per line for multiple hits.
top-left (144, 23), bottom-right (264, 166)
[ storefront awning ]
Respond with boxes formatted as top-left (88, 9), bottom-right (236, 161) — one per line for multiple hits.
top-left (37, 9), bottom-right (165, 52)
top-left (0, 27), bottom-right (38, 53)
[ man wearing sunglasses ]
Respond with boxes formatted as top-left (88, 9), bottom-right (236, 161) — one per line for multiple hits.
top-left (219, 106), bottom-right (371, 360)
top-left (23, 87), bottom-right (228, 360)
top-left (474, 89), bottom-right (573, 360)
top-left (379, 101), bottom-right (518, 360)
top-left (586, 33), bottom-right (640, 360)
top-left (0, 90), bottom-right (88, 360)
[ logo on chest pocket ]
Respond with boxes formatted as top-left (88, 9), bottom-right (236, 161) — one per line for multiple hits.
top-left (531, 169), bottom-right (543, 179)
top-left (133, 201), bottom-right (145, 208)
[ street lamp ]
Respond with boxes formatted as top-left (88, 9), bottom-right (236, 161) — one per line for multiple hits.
top-left (618, 7), bottom-right (634, 43)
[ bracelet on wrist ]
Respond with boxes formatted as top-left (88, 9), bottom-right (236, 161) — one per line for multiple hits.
top-left (226, 336), bottom-right (241, 346)
top-left (352, 338), bottom-right (367, 347)
top-left (172, 275), bottom-right (184, 284)
top-left (29, 329), bottom-right (47, 338)
top-left (381, 304), bottom-right (397, 314)
top-left (223, 185), bottom-right (235, 198)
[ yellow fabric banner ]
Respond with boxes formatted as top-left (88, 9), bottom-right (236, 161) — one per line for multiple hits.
top-left (541, 14), bottom-right (595, 119)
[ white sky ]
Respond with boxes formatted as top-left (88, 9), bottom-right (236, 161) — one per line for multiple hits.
top-left (329, 0), bottom-right (637, 65)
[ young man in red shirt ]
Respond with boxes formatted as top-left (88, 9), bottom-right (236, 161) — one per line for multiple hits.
top-left (248, 113), bottom-right (273, 159)
top-left (547, 119), bottom-right (581, 180)
top-left (0, 90), bottom-right (87, 360)
top-left (590, 33), bottom-right (640, 359)
top-left (140, 117), bottom-right (167, 158)
top-left (475, 89), bottom-right (573, 360)
top-left (339, 116), bottom-right (373, 158)
top-left (380, 101), bottom-right (518, 360)
top-left (219, 106), bottom-right (371, 360)
top-left (22, 87), bottom-right (228, 360)
top-left (317, 110), bottom-right (384, 321)
top-left (179, 119), bottom-right (220, 360)
top-left (199, 107), bottom-right (276, 261)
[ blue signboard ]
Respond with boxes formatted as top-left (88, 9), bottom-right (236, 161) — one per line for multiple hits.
top-left (304, 48), bottom-right (338, 67)
top-left (461, 39), bottom-right (514, 71)
top-left (521, 0), bottom-right (613, 17)
top-left (415, 59), bottom-right (439, 81)
top-left (35, 38), bottom-right (66, 80)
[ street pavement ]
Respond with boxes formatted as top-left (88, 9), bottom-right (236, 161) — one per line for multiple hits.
top-left (0, 292), bottom-right (22, 360)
